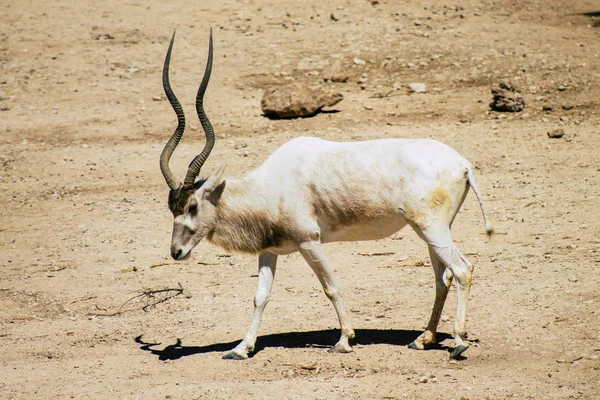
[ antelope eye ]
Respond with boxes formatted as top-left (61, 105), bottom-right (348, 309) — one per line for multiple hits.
top-left (188, 204), bottom-right (198, 215)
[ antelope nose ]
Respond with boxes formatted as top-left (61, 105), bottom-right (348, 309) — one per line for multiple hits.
top-left (171, 247), bottom-right (182, 260)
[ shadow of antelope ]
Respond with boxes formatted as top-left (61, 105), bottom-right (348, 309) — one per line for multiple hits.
top-left (135, 329), bottom-right (454, 361)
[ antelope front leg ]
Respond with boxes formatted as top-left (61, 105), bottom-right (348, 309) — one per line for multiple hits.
top-left (223, 252), bottom-right (277, 360)
top-left (299, 240), bottom-right (355, 353)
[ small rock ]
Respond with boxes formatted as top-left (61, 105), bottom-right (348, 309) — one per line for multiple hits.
top-left (353, 58), bottom-right (366, 65)
top-left (542, 105), bottom-right (553, 112)
top-left (283, 369), bottom-right (295, 377)
top-left (261, 83), bottom-right (343, 119)
top-left (330, 13), bottom-right (339, 22)
top-left (322, 60), bottom-right (349, 83)
top-left (547, 128), bottom-right (565, 139)
top-left (489, 80), bottom-right (525, 112)
top-left (419, 376), bottom-right (428, 383)
top-left (409, 83), bottom-right (426, 93)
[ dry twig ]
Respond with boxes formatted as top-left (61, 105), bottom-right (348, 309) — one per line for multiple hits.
top-left (91, 283), bottom-right (185, 316)
top-left (357, 251), bottom-right (395, 256)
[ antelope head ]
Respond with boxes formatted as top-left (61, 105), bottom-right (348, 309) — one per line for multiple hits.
top-left (159, 30), bottom-right (226, 260)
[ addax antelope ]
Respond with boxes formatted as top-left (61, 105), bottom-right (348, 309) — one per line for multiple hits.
top-left (159, 30), bottom-right (493, 360)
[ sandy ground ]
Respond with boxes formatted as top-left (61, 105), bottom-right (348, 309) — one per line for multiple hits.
top-left (1, 0), bottom-right (600, 398)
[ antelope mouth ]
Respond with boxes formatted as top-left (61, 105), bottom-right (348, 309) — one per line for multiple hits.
top-left (171, 246), bottom-right (193, 261)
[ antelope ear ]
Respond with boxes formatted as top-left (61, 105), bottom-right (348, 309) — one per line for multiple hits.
top-left (202, 163), bottom-right (226, 193)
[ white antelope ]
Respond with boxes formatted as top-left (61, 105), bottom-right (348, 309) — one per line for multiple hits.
top-left (159, 31), bottom-right (493, 360)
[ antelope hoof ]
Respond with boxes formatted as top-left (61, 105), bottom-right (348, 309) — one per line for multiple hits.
top-left (408, 330), bottom-right (435, 350)
top-left (329, 342), bottom-right (353, 354)
top-left (222, 350), bottom-right (248, 360)
top-left (407, 341), bottom-right (421, 350)
top-left (449, 344), bottom-right (469, 360)
top-left (408, 340), bottom-right (435, 350)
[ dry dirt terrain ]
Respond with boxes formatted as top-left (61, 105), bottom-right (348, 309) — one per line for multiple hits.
top-left (1, 0), bottom-right (599, 399)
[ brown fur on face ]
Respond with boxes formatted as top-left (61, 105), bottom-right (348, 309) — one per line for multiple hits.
top-left (167, 180), bottom-right (207, 216)
top-left (168, 185), bottom-right (194, 216)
